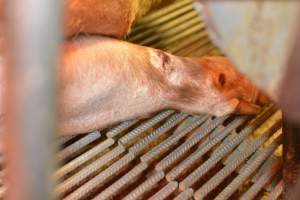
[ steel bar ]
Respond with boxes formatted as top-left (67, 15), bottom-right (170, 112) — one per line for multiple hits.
top-left (123, 171), bottom-right (165, 200)
top-left (174, 188), bottom-right (194, 200)
top-left (106, 120), bottom-right (138, 138)
top-left (148, 181), bottom-right (178, 200)
top-left (5, 0), bottom-right (61, 199)
top-left (158, 22), bottom-right (204, 45)
top-left (64, 153), bottom-right (135, 200)
top-left (134, 0), bottom-right (192, 26)
top-left (93, 163), bottom-right (148, 200)
top-left (141, 115), bottom-right (208, 164)
top-left (119, 110), bottom-right (174, 147)
top-left (55, 138), bottom-right (114, 180)
top-left (57, 131), bottom-right (101, 162)
top-left (149, 22), bottom-right (205, 49)
top-left (55, 145), bottom-right (125, 197)
top-left (129, 113), bottom-right (188, 156)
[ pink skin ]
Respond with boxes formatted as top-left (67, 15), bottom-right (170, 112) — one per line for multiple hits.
top-left (58, 36), bottom-right (267, 135)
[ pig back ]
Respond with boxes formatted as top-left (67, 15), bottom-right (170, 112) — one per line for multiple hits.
top-left (65, 0), bottom-right (161, 38)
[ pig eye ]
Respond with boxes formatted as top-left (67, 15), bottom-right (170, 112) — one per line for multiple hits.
top-left (218, 73), bottom-right (226, 86)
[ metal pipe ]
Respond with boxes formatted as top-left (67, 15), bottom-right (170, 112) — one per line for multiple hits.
top-left (5, 0), bottom-right (61, 199)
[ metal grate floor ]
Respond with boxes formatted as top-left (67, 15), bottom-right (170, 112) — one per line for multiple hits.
top-left (57, 106), bottom-right (283, 200)
top-left (0, 0), bottom-right (284, 199)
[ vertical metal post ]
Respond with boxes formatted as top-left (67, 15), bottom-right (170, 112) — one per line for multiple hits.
top-left (4, 0), bottom-right (61, 199)
top-left (280, 13), bottom-right (300, 200)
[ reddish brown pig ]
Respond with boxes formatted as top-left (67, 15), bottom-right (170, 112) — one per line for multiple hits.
top-left (58, 36), bottom-right (266, 135)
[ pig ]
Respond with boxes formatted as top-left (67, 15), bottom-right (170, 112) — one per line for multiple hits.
top-left (58, 36), bottom-right (266, 135)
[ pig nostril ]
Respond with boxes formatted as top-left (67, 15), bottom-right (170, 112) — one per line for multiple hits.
top-left (218, 73), bottom-right (226, 86)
